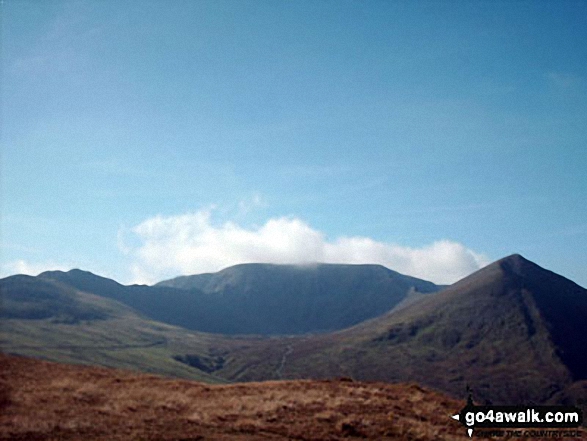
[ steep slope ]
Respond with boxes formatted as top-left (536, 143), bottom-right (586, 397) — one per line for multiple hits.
top-left (156, 263), bottom-right (441, 334)
top-left (497, 255), bottom-right (587, 381)
top-left (237, 255), bottom-right (586, 405)
top-left (40, 264), bottom-right (440, 335)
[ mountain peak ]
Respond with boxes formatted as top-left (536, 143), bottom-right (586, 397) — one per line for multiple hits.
top-left (38, 269), bottom-right (67, 278)
top-left (39, 268), bottom-right (124, 290)
top-left (499, 253), bottom-right (527, 264)
top-left (458, 253), bottom-right (545, 285)
top-left (38, 268), bottom-right (97, 279)
top-left (496, 253), bottom-right (536, 275)
top-left (154, 263), bottom-right (441, 334)
top-left (453, 253), bottom-right (587, 382)
top-left (67, 268), bottom-right (99, 277)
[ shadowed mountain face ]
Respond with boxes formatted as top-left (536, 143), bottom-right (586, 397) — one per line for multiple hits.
top-left (37, 270), bottom-right (229, 334)
top-left (0, 275), bottom-right (120, 323)
top-left (38, 264), bottom-right (440, 335)
top-left (269, 255), bottom-right (587, 405)
top-left (497, 255), bottom-right (587, 381)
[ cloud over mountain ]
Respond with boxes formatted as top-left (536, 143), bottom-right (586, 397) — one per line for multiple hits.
top-left (123, 209), bottom-right (489, 285)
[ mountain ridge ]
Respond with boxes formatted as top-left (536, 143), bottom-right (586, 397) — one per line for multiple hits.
top-left (37, 263), bottom-right (442, 335)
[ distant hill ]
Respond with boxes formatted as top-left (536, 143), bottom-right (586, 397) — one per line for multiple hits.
top-left (37, 269), bottom-right (228, 333)
top-left (0, 274), bottom-right (124, 323)
top-left (39, 263), bottom-right (441, 335)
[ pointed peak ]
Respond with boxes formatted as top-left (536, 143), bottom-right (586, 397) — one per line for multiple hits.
top-left (39, 268), bottom-right (124, 288)
top-left (499, 253), bottom-right (530, 264)
top-left (447, 254), bottom-right (537, 287)
top-left (496, 253), bottom-right (541, 278)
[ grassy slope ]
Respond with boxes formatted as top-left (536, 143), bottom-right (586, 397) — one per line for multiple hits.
top-left (0, 275), bottom-right (309, 384)
top-left (0, 353), bottom-right (478, 441)
top-left (1, 317), bottom-right (224, 383)
top-left (0, 275), bottom-right (231, 382)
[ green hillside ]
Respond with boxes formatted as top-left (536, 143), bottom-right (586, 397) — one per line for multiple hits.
top-left (0, 275), bottom-right (227, 382)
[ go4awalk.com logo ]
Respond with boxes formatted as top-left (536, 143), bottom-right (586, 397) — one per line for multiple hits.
top-left (451, 392), bottom-right (583, 438)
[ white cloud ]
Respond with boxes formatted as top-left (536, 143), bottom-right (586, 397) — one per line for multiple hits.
top-left (123, 209), bottom-right (489, 285)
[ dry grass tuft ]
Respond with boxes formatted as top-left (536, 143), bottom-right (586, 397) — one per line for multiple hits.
top-left (1, 354), bottom-right (575, 440)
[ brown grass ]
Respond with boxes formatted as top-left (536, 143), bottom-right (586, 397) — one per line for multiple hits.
top-left (0, 354), bottom-right (580, 440)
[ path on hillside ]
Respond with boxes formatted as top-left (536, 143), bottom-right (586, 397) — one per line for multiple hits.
top-left (276, 344), bottom-right (294, 379)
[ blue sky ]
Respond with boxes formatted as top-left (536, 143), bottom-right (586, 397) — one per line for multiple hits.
top-left (2, 0), bottom-right (587, 285)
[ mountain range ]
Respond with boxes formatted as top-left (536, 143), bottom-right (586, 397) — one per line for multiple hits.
top-left (37, 263), bottom-right (441, 335)
top-left (1, 254), bottom-right (586, 411)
